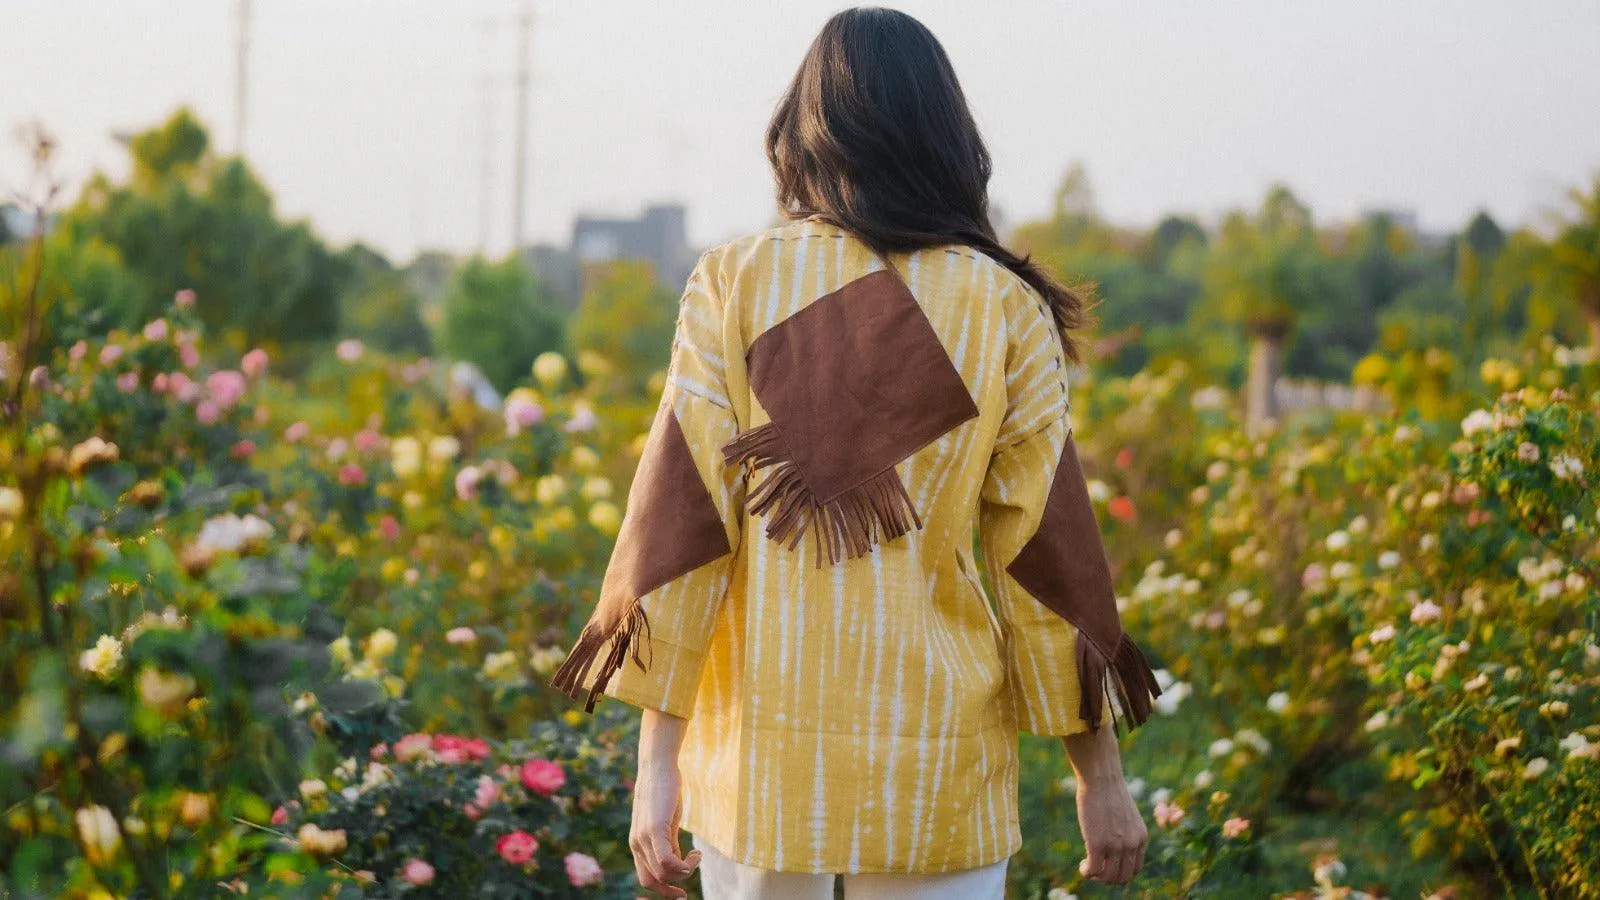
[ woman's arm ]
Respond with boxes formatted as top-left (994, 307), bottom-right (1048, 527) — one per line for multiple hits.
top-left (1064, 727), bottom-right (1147, 885)
top-left (631, 709), bottom-right (702, 899)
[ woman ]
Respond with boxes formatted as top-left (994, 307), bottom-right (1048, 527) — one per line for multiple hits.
top-left (552, 7), bottom-right (1159, 898)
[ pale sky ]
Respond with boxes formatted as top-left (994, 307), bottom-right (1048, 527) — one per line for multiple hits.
top-left (4, 1), bottom-right (1598, 262)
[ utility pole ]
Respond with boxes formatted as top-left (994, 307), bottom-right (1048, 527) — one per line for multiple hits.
top-left (234, 0), bottom-right (252, 155)
top-left (479, 75), bottom-right (496, 254)
top-left (511, 0), bottom-right (533, 252)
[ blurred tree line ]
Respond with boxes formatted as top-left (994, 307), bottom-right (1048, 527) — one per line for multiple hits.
top-left (5, 113), bottom-right (1597, 409)
top-left (1012, 162), bottom-right (1600, 424)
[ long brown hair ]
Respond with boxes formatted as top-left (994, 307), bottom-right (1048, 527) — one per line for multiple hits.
top-left (767, 6), bottom-right (1090, 362)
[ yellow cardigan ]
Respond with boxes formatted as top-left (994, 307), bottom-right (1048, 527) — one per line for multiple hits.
top-left (553, 218), bottom-right (1157, 874)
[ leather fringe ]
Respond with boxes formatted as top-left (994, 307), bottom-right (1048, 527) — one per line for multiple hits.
top-left (549, 601), bottom-right (651, 712)
top-left (723, 422), bottom-right (922, 565)
top-left (1077, 632), bottom-right (1163, 734)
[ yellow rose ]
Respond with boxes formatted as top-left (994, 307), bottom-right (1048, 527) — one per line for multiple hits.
top-left (529, 645), bottom-right (568, 676)
top-left (581, 477), bottom-right (613, 501)
top-left (177, 792), bottom-right (214, 829)
top-left (482, 651), bottom-right (519, 680)
top-left (588, 501), bottom-right (623, 536)
top-left (389, 437), bottom-right (422, 479)
top-left (467, 559), bottom-right (489, 581)
top-left (75, 805), bottom-right (122, 866)
top-left (535, 475), bottom-right (568, 506)
top-left (402, 490), bottom-right (424, 510)
top-left (329, 636), bottom-right (353, 667)
top-left (571, 446), bottom-right (602, 473)
top-left (0, 486), bottom-right (23, 521)
top-left (532, 352), bottom-right (569, 388)
top-left (296, 823), bottom-right (348, 857)
top-left (426, 435), bottom-right (461, 466)
top-left (488, 525), bottom-right (514, 553)
top-left (79, 634), bottom-right (124, 681)
top-left (577, 349), bottom-right (614, 378)
top-left (380, 557), bottom-right (407, 582)
top-left (364, 629), bottom-right (398, 660)
top-left (137, 668), bottom-right (196, 717)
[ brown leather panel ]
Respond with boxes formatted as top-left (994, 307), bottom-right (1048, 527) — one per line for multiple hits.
top-left (601, 405), bottom-right (731, 607)
top-left (1005, 434), bottom-right (1124, 655)
top-left (743, 269), bottom-right (979, 505)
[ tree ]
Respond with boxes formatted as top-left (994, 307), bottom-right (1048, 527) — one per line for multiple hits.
top-left (1529, 174), bottom-right (1600, 349)
top-left (65, 109), bottom-right (349, 351)
top-left (569, 261), bottom-right (677, 390)
top-left (440, 254), bottom-right (565, 393)
top-left (340, 244), bottom-right (431, 356)
top-left (1203, 186), bottom-right (1334, 429)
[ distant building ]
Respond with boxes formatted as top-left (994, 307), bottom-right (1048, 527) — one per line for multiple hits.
top-left (521, 243), bottom-right (584, 312)
top-left (570, 203), bottom-right (697, 290)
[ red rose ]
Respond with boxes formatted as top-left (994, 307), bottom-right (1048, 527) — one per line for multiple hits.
top-left (497, 829), bottom-right (538, 865)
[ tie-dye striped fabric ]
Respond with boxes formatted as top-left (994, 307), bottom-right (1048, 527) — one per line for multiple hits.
top-left (589, 218), bottom-right (1101, 874)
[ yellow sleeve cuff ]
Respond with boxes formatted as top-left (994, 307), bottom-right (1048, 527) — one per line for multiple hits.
top-left (601, 635), bottom-right (706, 719)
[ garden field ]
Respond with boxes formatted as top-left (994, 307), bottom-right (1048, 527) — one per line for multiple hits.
top-left (2, 117), bottom-right (1599, 898)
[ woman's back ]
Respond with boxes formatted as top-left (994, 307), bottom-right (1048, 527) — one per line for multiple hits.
top-left (573, 217), bottom-right (1098, 874)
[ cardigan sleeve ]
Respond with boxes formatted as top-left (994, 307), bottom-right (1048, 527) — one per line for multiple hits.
top-left (977, 282), bottom-right (1106, 736)
top-left (590, 253), bottom-right (746, 718)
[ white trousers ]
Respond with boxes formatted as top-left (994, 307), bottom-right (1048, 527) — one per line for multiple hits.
top-left (691, 834), bottom-right (1009, 900)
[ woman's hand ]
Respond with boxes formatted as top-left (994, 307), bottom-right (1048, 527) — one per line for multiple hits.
top-left (1063, 725), bottom-right (1148, 885)
top-left (632, 709), bottom-right (702, 898)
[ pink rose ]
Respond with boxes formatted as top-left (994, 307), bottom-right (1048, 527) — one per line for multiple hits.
top-left (1153, 800), bottom-right (1186, 828)
top-left (379, 515), bottom-right (401, 542)
top-left (369, 742), bottom-right (388, 761)
top-left (496, 830), bottom-right (538, 865)
top-left (69, 340), bottom-right (88, 361)
top-left (1409, 600), bottom-right (1443, 625)
top-left (326, 438), bottom-right (349, 461)
top-left (353, 428), bottom-right (383, 454)
top-left (143, 319), bottom-right (170, 342)
top-left (271, 805), bottom-right (289, 825)
top-left (336, 339), bottom-right (365, 363)
top-left (392, 733), bottom-right (433, 763)
top-left (207, 370), bottom-right (247, 408)
top-left (474, 775), bottom-right (501, 809)
top-left (174, 288), bottom-right (196, 308)
top-left (231, 440), bottom-right (256, 460)
top-left (152, 373), bottom-right (170, 393)
top-left (1301, 563), bottom-right (1328, 590)
top-left (284, 421), bottom-right (310, 443)
top-left (504, 396), bottom-right (545, 434)
top-left (434, 735), bottom-right (491, 764)
top-left (196, 402), bottom-right (220, 425)
top-left (520, 758), bottom-right (566, 796)
top-left (116, 372), bottom-right (140, 393)
top-left (564, 852), bottom-right (604, 887)
top-left (179, 344), bottom-right (200, 369)
top-left (241, 348), bottom-right (269, 378)
top-left (401, 858), bottom-right (435, 886)
top-left (455, 465), bottom-right (482, 502)
top-left (564, 405), bottom-right (597, 433)
top-left (337, 463), bottom-right (366, 486)
top-left (1222, 817), bottom-right (1250, 839)
top-left (446, 627), bottom-right (477, 645)
top-left (99, 344), bottom-right (124, 366)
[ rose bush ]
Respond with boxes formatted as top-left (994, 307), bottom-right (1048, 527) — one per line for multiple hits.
top-left (5, 218), bottom-right (1597, 898)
